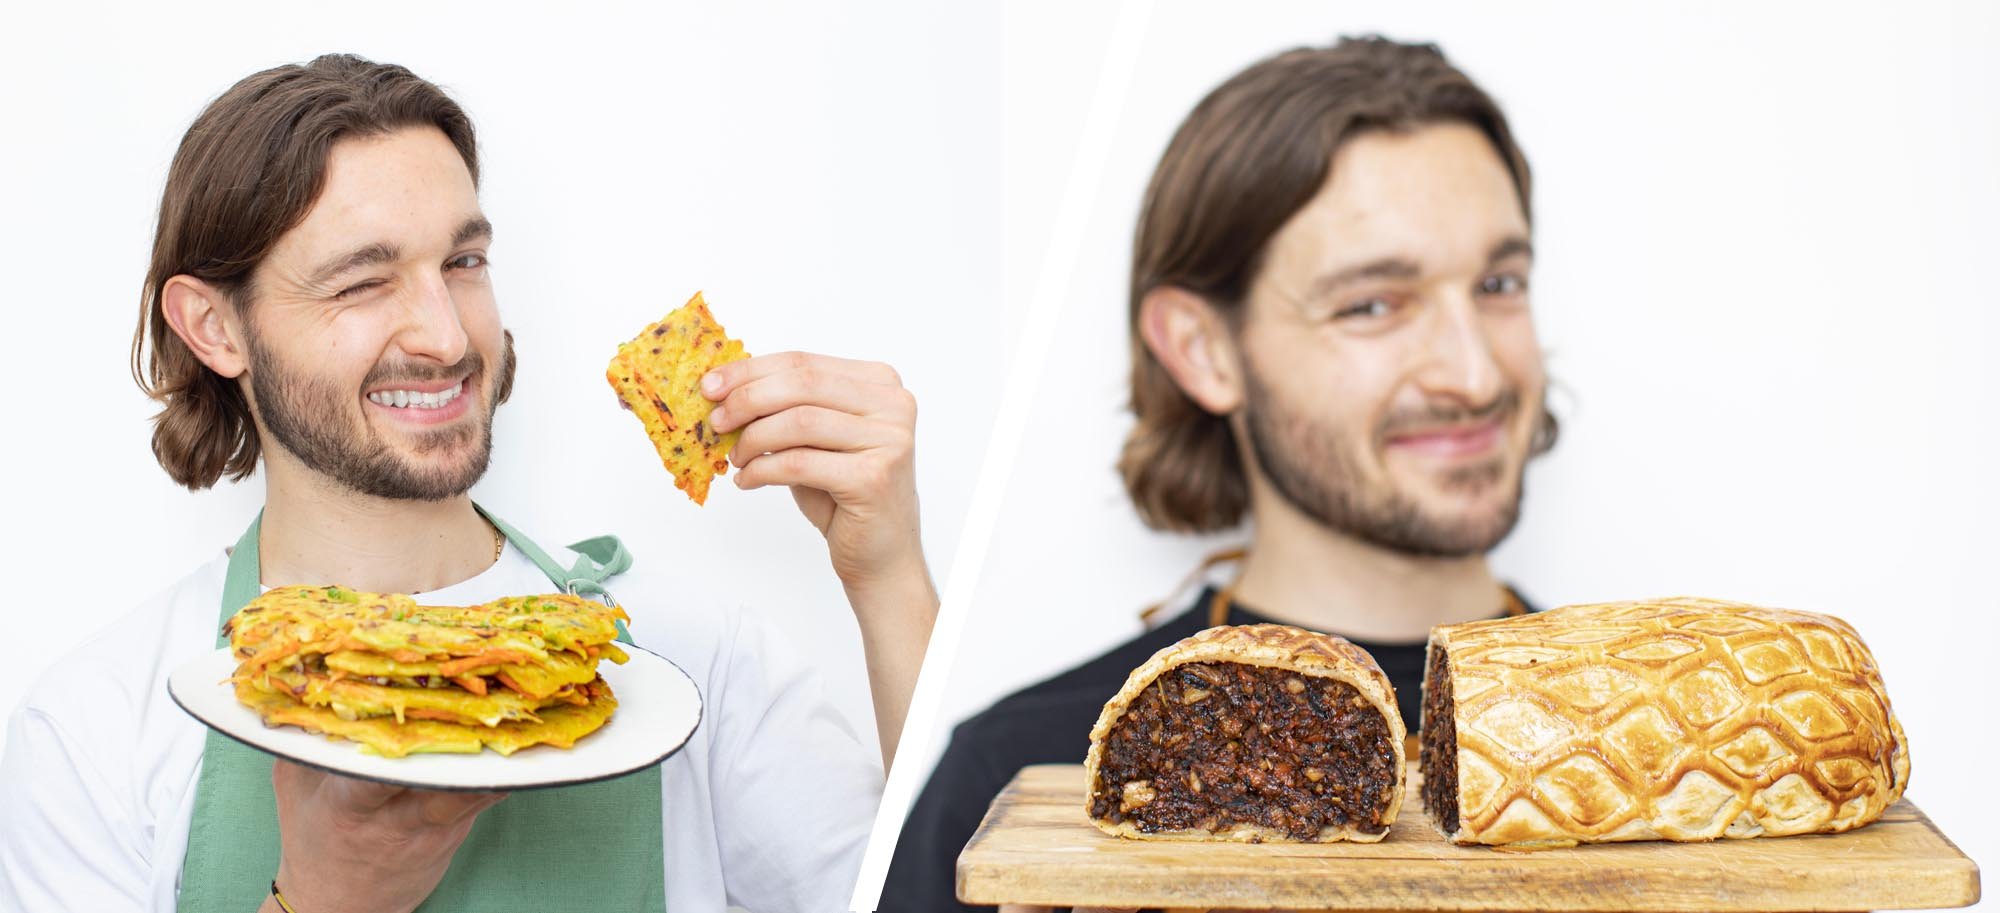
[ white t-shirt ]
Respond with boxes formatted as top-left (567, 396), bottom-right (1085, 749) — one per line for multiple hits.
top-left (0, 541), bottom-right (882, 912)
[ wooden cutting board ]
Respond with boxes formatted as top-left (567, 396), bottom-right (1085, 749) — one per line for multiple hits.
top-left (956, 764), bottom-right (1980, 911)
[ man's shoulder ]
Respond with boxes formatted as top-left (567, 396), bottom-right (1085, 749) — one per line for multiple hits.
top-left (13, 554), bottom-right (225, 743)
top-left (948, 602), bottom-right (1211, 757)
top-left (567, 554), bottom-right (821, 722)
top-left (564, 555), bottom-right (741, 659)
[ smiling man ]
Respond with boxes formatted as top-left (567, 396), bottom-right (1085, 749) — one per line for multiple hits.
top-left (0, 54), bottom-right (935, 912)
top-left (883, 36), bottom-right (1556, 911)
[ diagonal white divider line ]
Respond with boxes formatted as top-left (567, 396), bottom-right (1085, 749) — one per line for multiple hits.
top-left (848, 1), bottom-right (1154, 909)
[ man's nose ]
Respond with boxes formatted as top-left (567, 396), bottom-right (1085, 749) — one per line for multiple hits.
top-left (396, 271), bottom-right (470, 366)
top-left (1412, 292), bottom-right (1505, 407)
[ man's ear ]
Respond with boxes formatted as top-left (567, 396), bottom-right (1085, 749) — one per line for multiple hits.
top-left (160, 275), bottom-right (248, 379)
top-left (1138, 285), bottom-right (1244, 415)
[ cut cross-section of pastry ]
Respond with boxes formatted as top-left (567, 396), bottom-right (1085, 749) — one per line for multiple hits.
top-left (1420, 596), bottom-right (1910, 847)
top-left (1084, 623), bottom-right (1406, 843)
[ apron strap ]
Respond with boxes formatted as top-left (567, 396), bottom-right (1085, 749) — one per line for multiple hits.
top-left (1200, 579), bottom-right (1531, 630)
top-left (216, 512), bottom-right (264, 647)
top-left (475, 504), bottom-right (635, 642)
top-left (1137, 547), bottom-right (1247, 627)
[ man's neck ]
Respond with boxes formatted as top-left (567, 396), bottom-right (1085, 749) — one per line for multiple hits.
top-left (254, 458), bottom-right (498, 595)
top-left (1229, 495), bottom-right (1505, 644)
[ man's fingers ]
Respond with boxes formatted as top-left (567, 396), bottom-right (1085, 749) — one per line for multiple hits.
top-left (413, 788), bottom-right (509, 826)
top-left (271, 758), bottom-right (308, 791)
top-left (735, 447), bottom-right (887, 499)
top-left (468, 790), bottom-right (511, 815)
top-left (312, 767), bottom-right (403, 812)
top-left (708, 368), bottom-right (903, 434)
top-left (729, 406), bottom-right (900, 468)
top-left (700, 351), bottom-right (900, 402)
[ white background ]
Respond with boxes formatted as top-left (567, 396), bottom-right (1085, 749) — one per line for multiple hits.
top-left (914, 2), bottom-right (1997, 909)
top-left (0, 0), bottom-right (1007, 771)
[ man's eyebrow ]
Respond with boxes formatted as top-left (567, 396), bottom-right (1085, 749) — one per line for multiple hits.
top-left (453, 216), bottom-right (493, 248)
top-left (303, 218), bottom-right (490, 289)
top-left (305, 242), bottom-right (399, 288)
top-left (1307, 256), bottom-right (1423, 298)
top-left (1489, 235), bottom-right (1534, 265)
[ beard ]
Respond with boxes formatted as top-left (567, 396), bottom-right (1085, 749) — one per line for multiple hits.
top-left (1240, 359), bottom-right (1530, 559)
top-left (245, 330), bottom-right (514, 502)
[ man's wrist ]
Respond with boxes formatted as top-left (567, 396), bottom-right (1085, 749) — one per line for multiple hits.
top-left (841, 551), bottom-right (938, 624)
top-left (844, 548), bottom-right (936, 604)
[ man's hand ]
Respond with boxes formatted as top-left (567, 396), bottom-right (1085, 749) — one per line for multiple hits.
top-left (266, 759), bottom-right (506, 913)
top-left (703, 351), bottom-right (938, 767)
top-left (705, 352), bottom-right (925, 590)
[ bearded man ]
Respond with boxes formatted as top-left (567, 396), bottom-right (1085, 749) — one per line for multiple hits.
top-left (0, 54), bottom-right (935, 913)
top-left (882, 35), bottom-right (1555, 912)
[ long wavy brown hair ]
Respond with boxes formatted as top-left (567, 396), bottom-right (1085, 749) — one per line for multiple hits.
top-left (1118, 36), bottom-right (1554, 533)
top-left (131, 53), bottom-right (486, 490)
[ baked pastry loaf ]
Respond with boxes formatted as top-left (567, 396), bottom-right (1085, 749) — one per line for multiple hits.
top-left (1085, 624), bottom-right (1406, 843)
top-left (1420, 597), bottom-right (1909, 846)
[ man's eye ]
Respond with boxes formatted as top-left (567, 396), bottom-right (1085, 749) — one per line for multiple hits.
top-left (1479, 273), bottom-right (1528, 296)
top-left (334, 280), bottom-right (383, 299)
top-left (1333, 297), bottom-right (1395, 320)
top-left (447, 253), bottom-right (488, 271)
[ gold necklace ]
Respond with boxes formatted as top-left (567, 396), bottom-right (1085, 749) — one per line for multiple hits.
top-left (490, 521), bottom-right (504, 563)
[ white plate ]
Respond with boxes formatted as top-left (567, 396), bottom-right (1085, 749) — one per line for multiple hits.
top-left (168, 643), bottom-right (702, 792)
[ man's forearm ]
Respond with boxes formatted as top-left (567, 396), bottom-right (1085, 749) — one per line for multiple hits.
top-left (846, 559), bottom-right (939, 770)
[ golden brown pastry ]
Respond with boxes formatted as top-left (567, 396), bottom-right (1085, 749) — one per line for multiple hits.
top-left (1420, 596), bottom-right (1909, 846)
top-left (1085, 624), bottom-right (1406, 843)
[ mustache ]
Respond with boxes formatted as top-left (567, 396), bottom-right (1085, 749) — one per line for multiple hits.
top-left (361, 349), bottom-right (484, 389)
top-left (1377, 388), bottom-right (1521, 440)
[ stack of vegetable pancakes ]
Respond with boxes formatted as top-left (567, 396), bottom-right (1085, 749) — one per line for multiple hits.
top-left (226, 585), bottom-right (630, 758)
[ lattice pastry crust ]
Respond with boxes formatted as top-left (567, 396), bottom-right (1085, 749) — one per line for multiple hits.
top-left (1421, 597), bottom-right (1909, 846)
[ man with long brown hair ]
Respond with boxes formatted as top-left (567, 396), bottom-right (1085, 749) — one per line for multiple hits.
top-left (0, 54), bottom-right (936, 912)
top-left (883, 35), bottom-right (1555, 910)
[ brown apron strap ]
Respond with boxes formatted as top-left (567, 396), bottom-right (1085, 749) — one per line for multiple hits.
top-left (1203, 580), bottom-right (1524, 629)
top-left (1143, 548), bottom-right (1526, 630)
top-left (1206, 585), bottom-right (1233, 628)
top-left (1137, 547), bottom-right (1248, 626)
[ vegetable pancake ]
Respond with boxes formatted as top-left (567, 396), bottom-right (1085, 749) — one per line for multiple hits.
top-left (227, 586), bottom-right (628, 674)
top-left (234, 678), bottom-right (619, 758)
top-left (606, 291), bottom-right (751, 505)
top-left (222, 585), bottom-right (631, 757)
top-left (323, 648), bottom-right (606, 700)
top-left (247, 663), bottom-right (584, 727)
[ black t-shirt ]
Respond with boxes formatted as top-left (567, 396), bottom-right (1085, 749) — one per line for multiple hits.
top-left (878, 585), bottom-right (1533, 913)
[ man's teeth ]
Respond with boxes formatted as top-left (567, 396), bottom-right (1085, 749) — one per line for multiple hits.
top-left (367, 382), bottom-right (463, 409)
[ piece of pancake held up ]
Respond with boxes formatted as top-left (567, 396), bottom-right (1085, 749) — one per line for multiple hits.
top-left (607, 291), bottom-right (751, 505)
top-left (1085, 624), bottom-right (1406, 843)
top-left (224, 584), bottom-right (631, 758)
top-left (1421, 597), bottom-right (1909, 847)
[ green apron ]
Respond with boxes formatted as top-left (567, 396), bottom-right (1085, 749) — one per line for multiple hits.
top-left (176, 505), bottom-right (668, 911)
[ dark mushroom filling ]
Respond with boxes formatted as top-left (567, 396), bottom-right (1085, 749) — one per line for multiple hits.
top-left (1418, 645), bottom-right (1459, 836)
top-left (1089, 661), bottom-right (1398, 840)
